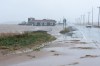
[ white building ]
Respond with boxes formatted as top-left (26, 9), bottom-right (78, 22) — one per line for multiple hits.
top-left (27, 18), bottom-right (56, 26)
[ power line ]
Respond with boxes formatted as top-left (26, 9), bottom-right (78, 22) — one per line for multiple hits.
top-left (97, 7), bottom-right (100, 27)
top-left (92, 8), bottom-right (94, 26)
top-left (83, 15), bottom-right (85, 25)
top-left (88, 12), bottom-right (90, 25)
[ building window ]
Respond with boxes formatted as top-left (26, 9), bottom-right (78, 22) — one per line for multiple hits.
top-left (37, 22), bottom-right (40, 26)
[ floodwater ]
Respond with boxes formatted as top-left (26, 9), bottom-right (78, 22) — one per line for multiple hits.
top-left (0, 24), bottom-right (53, 33)
top-left (76, 26), bottom-right (100, 49)
top-left (0, 24), bottom-right (100, 66)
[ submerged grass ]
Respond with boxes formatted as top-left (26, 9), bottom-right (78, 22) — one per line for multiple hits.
top-left (0, 31), bottom-right (56, 50)
top-left (60, 28), bottom-right (70, 34)
top-left (60, 26), bottom-right (77, 34)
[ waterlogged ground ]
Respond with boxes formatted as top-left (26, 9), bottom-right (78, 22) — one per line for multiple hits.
top-left (0, 24), bottom-right (100, 66)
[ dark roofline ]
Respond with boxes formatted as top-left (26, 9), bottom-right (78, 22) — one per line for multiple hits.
top-left (28, 18), bottom-right (56, 22)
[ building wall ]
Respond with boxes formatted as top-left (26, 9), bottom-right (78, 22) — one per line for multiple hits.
top-left (27, 18), bottom-right (56, 26)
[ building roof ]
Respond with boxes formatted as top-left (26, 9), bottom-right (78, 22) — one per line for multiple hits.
top-left (28, 18), bottom-right (56, 23)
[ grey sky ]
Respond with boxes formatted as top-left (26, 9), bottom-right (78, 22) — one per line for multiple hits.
top-left (0, 0), bottom-right (100, 24)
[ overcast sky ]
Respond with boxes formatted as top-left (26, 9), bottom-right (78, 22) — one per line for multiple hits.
top-left (0, 0), bottom-right (100, 24)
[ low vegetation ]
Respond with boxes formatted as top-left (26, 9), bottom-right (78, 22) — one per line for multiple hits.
top-left (60, 26), bottom-right (77, 34)
top-left (60, 28), bottom-right (70, 34)
top-left (0, 31), bottom-right (56, 50)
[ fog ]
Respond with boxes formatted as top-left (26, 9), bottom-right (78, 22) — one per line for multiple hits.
top-left (0, 0), bottom-right (100, 24)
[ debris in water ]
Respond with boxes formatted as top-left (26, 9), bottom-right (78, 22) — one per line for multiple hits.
top-left (70, 40), bottom-right (80, 42)
top-left (60, 65), bottom-right (66, 66)
top-left (27, 55), bottom-right (36, 58)
top-left (54, 53), bottom-right (60, 56)
top-left (70, 42), bottom-right (87, 44)
top-left (80, 42), bottom-right (87, 44)
top-left (80, 55), bottom-right (100, 58)
top-left (71, 47), bottom-right (95, 50)
top-left (68, 62), bottom-right (79, 65)
top-left (50, 50), bottom-right (56, 52)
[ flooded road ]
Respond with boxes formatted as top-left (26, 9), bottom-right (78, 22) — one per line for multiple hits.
top-left (76, 26), bottom-right (100, 49)
top-left (1, 24), bottom-right (100, 66)
top-left (77, 26), bottom-right (100, 42)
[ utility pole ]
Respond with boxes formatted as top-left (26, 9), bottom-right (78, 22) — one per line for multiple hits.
top-left (79, 18), bottom-right (81, 25)
top-left (76, 18), bottom-right (80, 25)
top-left (97, 7), bottom-right (100, 27)
top-left (63, 18), bottom-right (67, 29)
top-left (92, 8), bottom-right (94, 26)
top-left (88, 12), bottom-right (90, 25)
top-left (80, 15), bottom-right (82, 25)
top-left (83, 15), bottom-right (85, 25)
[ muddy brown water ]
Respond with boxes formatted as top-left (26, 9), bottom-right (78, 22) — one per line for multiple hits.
top-left (0, 24), bottom-right (100, 66)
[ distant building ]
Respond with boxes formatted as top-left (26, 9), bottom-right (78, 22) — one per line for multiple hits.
top-left (18, 21), bottom-right (27, 25)
top-left (26, 18), bottom-right (56, 26)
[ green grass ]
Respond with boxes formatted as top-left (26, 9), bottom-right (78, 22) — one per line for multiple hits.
top-left (0, 31), bottom-right (56, 50)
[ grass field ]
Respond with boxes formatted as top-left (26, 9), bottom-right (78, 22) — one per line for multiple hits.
top-left (0, 31), bottom-right (56, 50)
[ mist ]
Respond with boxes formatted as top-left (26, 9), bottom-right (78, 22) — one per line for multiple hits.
top-left (0, 0), bottom-right (100, 24)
